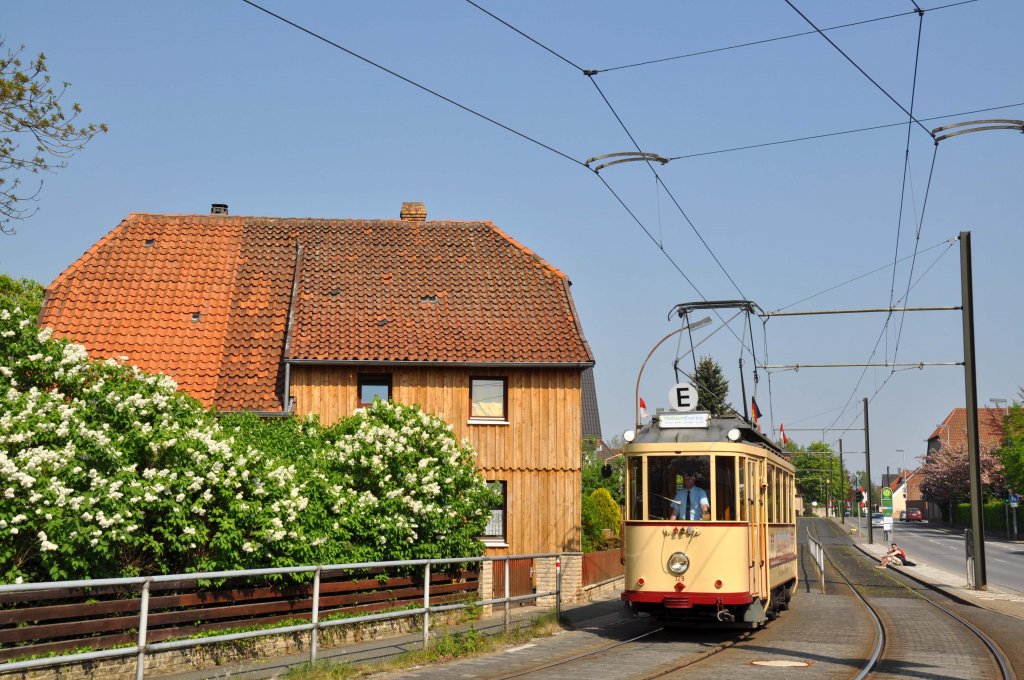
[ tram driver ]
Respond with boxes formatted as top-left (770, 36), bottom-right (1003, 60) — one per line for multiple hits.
top-left (669, 471), bottom-right (710, 520)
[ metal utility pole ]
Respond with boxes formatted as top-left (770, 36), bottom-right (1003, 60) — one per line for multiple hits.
top-left (961, 231), bottom-right (986, 590)
top-left (864, 398), bottom-right (873, 545)
top-left (839, 439), bottom-right (845, 525)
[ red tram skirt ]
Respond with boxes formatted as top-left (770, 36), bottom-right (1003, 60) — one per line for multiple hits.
top-left (622, 591), bottom-right (754, 608)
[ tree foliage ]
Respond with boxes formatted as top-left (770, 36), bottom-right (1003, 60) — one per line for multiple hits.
top-left (0, 275), bottom-right (42, 317)
top-left (0, 297), bottom-right (496, 583)
top-left (693, 355), bottom-right (730, 415)
top-left (581, 437), bottom-right (622, 504)
top-left (994, 403), bottom-right (1024, 495)
top-left (918, 441), bottom-right (1005, 509)
top-left (788, 441), bottom-right (845, 509)
top-left (1, 39), bottom-right (107, 233)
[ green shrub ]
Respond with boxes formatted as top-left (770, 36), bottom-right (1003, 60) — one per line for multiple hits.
top-left (951, 500), bottom-right (1010, 532)
top-left (590, 488), bottom-right (620, 537)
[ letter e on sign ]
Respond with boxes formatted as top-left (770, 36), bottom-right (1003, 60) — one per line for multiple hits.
top-left (669, 383), bottom-right (698, 412)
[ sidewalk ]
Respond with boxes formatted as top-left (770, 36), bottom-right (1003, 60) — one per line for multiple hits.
top-left (833, 517), bottom-right (1024, 622)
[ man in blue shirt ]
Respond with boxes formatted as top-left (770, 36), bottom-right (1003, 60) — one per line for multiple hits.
top-left (670, 472), bottom-right (709, 520)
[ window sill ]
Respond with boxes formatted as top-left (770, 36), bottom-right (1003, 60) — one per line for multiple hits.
top-left (481, 539), bottom-right (509, 548)
top-left (467, 419), bottom-right (510, 426)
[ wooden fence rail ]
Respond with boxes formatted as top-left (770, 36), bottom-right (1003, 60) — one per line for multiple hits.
top-left (581, 548), bottom-right (622, 586)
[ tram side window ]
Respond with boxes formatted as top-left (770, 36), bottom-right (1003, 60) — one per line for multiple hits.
top-left (738, 459), bottom-right (748, 522)
top-left (714, 456), bottom-right (736, 521)
top-left (767, 465), bottom-right (776, 523)
top-left (776, 468), bottom-right (782, 522)
top-left (786, 474), bottom-right (793, 522)
top-left (628, 456), bottom-right (643, 520)
top-left (647, 455), bottom-right (711, 520)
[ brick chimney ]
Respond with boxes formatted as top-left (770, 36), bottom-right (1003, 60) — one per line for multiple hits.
top-left (400, 202), bottom-right (426, 221)
top-left (211, 203), bottom-right (229, 215)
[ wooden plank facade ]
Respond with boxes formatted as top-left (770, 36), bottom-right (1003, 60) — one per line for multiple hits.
top-left (290, 364), bottom-right (583, 555)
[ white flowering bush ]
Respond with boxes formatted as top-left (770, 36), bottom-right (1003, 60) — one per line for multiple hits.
top-left (320, 400), bottom-right (498, 562)
top-left (1, 294), bottom-right (496, 583)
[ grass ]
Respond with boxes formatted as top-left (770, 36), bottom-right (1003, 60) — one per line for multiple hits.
top-left (280, 610), bottom-right (563, 679)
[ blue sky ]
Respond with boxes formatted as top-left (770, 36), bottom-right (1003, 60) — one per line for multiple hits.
top-left (3, 1), bottom-right (1022, 483)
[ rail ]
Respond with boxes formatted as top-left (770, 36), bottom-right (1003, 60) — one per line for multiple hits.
top-left (805, 525), bottom-right (826, 593)
top-left (0, 552), bottom-right (561, 678)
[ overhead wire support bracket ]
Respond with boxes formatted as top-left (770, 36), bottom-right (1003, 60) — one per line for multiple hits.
top-left (760, 361), bottom-right (962, 370)
top-left (932, 119), bottom-right (1024, 143)
top-left (763, 305), bottom-right (959, 317)
top-left (585, 151), bottom-right (669, 173)
top-left (670, 299), bottom-right (764, 320)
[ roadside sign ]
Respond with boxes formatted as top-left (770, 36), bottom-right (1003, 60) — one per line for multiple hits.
top-left (1011, 493), bottom-right (1019, 508)
top-left (881, 487), bottom-right (893, 517)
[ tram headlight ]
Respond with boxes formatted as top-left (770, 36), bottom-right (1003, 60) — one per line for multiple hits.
top-left (667, 552), bottom-right (690, 575)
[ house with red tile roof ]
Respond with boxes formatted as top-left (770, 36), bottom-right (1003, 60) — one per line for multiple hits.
top-left (920, 407), bottom-right (1006, 520)
top-left (927, 408), bottom-right (1006, 455)
top-left (41, 202), bottom-right (596, 584)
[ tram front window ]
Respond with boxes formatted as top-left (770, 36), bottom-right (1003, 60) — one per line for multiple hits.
top-left (646, 456), bottom-right (711, 520)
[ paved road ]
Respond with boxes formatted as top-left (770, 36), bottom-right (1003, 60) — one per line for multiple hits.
top-left (849, 520), bottom-right (1024, 593)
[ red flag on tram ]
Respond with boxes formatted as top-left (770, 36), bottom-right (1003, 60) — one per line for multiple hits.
top-left (780, 423), bottom-right (789, 445)
top-left (639, 397), bottom-right (649, 420)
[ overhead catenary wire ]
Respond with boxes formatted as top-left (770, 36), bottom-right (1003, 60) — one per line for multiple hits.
top-left (782, 0), bottom-right (933, 137)
top-left (240, 0), bottom-right (723, 322)
top-left (584, 73), bottom-right (749, 303)
top-left (773, 237), bottom-right (956, 312)
top-left (461, 0), bottom-right (756, 355)
top-left (238, 0), bottom-right (584, 168)
top-left (888, 10), bottom-right (927, 313)
top-left (894, 237), bottom-right (957, 306)
top-left (245, 0), bottom-right (981, 452)
top-left (590, 0), bottom-right (977, 74)
top-left (891, 145), bottom-right (941, 366)
top-left (667, 101), bottom-right (1024, 161)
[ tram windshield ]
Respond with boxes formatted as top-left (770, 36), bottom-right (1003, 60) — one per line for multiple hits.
top-left (629, 454), bottom-right (739, 521)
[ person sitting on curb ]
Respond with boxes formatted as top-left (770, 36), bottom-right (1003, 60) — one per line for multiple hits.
top-left (878, 543), bottom-right (907, 568)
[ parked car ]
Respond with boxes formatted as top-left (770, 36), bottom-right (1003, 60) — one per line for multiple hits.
top-left (871, 512), bottom-right (885, 528)
top-left (898, 510), bottom-right (906, 520)
top-left (904, 507), bottom-right (923, 522)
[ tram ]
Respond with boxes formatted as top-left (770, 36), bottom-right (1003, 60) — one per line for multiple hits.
top-left (620, 411), bottom-right (797, 627)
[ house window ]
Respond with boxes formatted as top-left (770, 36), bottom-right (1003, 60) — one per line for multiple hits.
top-left (358, 374), bottom-right (391, 405)
top-left (470, 377), bottom-right (507, 421)
top-left (483, 481), bottom-right (507, 544)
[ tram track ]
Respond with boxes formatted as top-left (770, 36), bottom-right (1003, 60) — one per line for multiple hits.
top-left (486, 623), bottom-right (754, 680)
top-left (486, 626), bottom-right (664, 680)
top-left (812, 520), bottom-right (1015, 680)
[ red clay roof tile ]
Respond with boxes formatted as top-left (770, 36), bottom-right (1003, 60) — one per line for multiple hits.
top-left (41, 212), bottom-right (594, 412)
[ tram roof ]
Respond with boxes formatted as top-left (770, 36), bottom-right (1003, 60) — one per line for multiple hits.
top-left (631, 412), bottom-right (783, 454)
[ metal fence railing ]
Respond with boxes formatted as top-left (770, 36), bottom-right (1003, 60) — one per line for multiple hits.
top-left (805, 527), bottom-right (826, 593)
top-left (0, 553), bottom-right (561, 679)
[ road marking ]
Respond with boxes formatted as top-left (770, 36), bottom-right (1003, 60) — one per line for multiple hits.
top-left (504, 644), bottom-right (537, 653)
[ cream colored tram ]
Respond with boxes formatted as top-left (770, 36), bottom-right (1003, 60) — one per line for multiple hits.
top-left (621, 412), bottom-right (797, 627)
